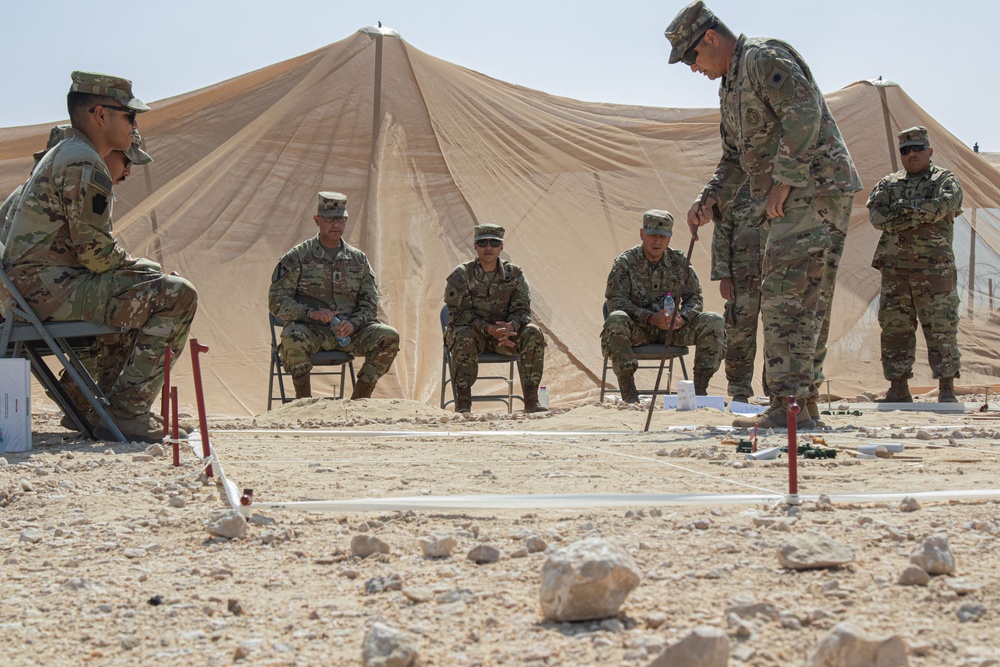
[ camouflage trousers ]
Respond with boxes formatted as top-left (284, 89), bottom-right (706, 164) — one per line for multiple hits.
top-left (57, 331), bottom-right (139, 412)
top-left (601, 310), bottom-right (725, 379)
top-left (760, 193), bottom-right (849, 400)
top-left (878, 268), bottom-right (961, 380)
top-left (50, 265), bottom-right (198, 417)
top-left (809, 202), bottom-right (849, 402)
top-left (723, 276), bottom-right (762, 398)
top-left (280, 321), bottom-right (399, 386)
top-left (446, 323), bottom-right (545, 391)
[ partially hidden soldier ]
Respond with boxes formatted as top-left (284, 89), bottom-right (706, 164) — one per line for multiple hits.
top-left (667, 1), bottom-right (862, 429)
top-left (711, 183), bottom-right (768, 403)
top-left (2, 71), bottom-right (198, 443)
top-left (866, 126), bottom-right (963, 403)
top-left (443, 224), bottom-right (547, 414)
top-left (268, 192), bottom-right (399, 401)
top-left (602, 210), bottom-right (725, 402)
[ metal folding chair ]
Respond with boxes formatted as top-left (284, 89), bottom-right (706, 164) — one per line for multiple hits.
top-left (439, 305), bottom-right (522, 414)
top-left (0, 265), bottom-right (127, 442)
top-left (267, 312), bottom-right (356, 410)
top-left (599, 303), bottom-right (690, 401)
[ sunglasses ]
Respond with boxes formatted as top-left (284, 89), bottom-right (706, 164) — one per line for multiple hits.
top-left (899, 145), bottom-right (927, 156)
top-left (681, 30), bottom-right (708, 66)
top-left (476, 239), bottom-right (502, 248)
top-left (89, 104), bottom-right (137, 124)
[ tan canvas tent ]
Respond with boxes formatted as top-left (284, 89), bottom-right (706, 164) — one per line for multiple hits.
top-left (2, 28), bottom-right (999, 415)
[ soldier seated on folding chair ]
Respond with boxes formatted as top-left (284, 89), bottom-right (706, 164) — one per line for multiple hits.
top-left (268, 192), bottom-right (399, 400)
top-left (443, 224), bottom-right (547, 414)
top-left (601, 209), bottom-right (725, 403)
top-left (1, 71), bottom-right (198, 444)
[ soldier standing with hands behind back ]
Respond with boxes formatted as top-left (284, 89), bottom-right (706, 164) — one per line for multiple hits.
top-left (866, 126), bottom-right (963, 403)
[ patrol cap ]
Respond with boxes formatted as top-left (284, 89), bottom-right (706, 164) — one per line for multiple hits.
top-left (124, 130), bottom-right (153, 166)
top-left (474, 224), bottom-right (505, 242)
top-left (70, 71), bottom-right (150, 112)
top-left (642, 210), bottom-right (674, 237)
top-left (317, 192), bottom-right (348, 218)
top-left (664, 1), bottom-right (719, 65)
top-left (897, 126), bottom-right (930, 149)
top-left (32, 124), bottom-right (71, 161)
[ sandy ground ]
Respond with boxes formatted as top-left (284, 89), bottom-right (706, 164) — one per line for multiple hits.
top-left (3, 397), bottom-right (1000, 666)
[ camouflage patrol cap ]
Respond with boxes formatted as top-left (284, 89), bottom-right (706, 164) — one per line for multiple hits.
top-left (897, 126), bottom-right (930, 149)
top-left (317, 192), bottom-right (348, 219)
top-left (124, 130), bottom-right (153, 166)
top-left (664, 1), bottom-right (718, 65)
top-left (70, 71), bottom-right (150, 112)
top-left (474, 224), bottom-right (505, 242)
top-left (32, 124), bottom-right (72, 161)
top-left (642, 210), bottom-right (674, 237)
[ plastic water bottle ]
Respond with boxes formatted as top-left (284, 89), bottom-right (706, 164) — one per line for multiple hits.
top-left (538, 386), bottom-right (550, 409)
top-left (330, 316), bottom-right (351, 346)
top-left (663, 293), bottom-right (675, 316)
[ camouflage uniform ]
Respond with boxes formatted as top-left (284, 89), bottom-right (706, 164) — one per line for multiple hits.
top-left (602, 237), bottom-right (725, 383)
top-left (269, 236), bottom-right (399, 387)
top-left (2, 120), bottom-right (197, 420)
top-left (443, 258), bottom-right (545, 391)
top-left (665, 4), bottom-right (861, 401)
top-left (711, 184), bottom-right (768, 398)
top-left (867, 138), bottom-right (963, 381)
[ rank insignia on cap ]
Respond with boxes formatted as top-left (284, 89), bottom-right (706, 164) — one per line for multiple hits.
top-left (767, 67), bottom-right (789, 89)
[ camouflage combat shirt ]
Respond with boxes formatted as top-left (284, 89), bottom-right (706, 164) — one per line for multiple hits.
top-left (704, 35), bottom-right (862, 209)
top-left (444, 259), bottom-right (532, 337)
top-left (605, 245), bottom-right (704, 325)
top-left (866, 163), bottom-right (963, 271)
top-left (2, 129), bottom-right (128, 319)
top-left (269, 235), bottom-right (380, 330)
top-left (711, 184), bottom-right (768, 281)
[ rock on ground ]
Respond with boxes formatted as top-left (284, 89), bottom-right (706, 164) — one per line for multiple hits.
top-left (910, 533), bottom-right (955, 575)
top-left (646, 626), bottom-right (729, 667)
top-left (205, 510), bottom-right (247, 539)
top-left (539, 537), bottom-right (641, 622)
top-left (778, 531), bottom-right (855, 570)
top-left (352, 534), bottom-right (390, 559)
top-left (809, 621), bottom-right (908, 667)
top-left (362, 622), bottom-right (420, 667)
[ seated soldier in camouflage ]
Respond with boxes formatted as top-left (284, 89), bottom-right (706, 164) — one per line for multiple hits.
top-left (602, 210), bottom-right (725, 402)
top-left (2, 72), bottom-right (198, 444)
top-left (711, 183), bottom-right (768, 404)
top-left (269, 192), bottom-right (399, 401)
top-left (867, 126), bottom-right (964, 403)
top-left (443, 224), bottom-right (547, 414)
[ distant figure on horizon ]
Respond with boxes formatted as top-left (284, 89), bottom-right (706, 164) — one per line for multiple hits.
top-left (269, 192), bottom-right (399, 401)
top-left (443, 224), bottom-right (547, 414)
top-left (867, 126), bottom-right (964, 403)
top-left (973, 142), bottom-right (980, 153)
top-left (665, 0), bottom-right (862, 430)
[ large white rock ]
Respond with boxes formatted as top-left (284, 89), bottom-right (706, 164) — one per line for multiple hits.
top-left (909, 533), bottom-right (955, 575)
top-left (352, 534), bottom-right (390, 559)
top-left (205, 511), bottom-right (247, 540)
top-left (419, 533), bottom-right (456, 558)
top-left (646, 626), bottom-right (729, 667)
top-left (539, 537), bottom-right (641, 622)
top-left (777, 532), bottom-right (855, 570)
top-left (361, 622), bottom-right (420, 667)
top-left (809, 621), bottom-right (908, 667)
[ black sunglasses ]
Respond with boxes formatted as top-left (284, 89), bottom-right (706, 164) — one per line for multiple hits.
top-left (476, 239), bottom-right (502, 248)
top-left (899, 145), bottom-right (927, 156)
top-left (90, 104), bottom-right (137, 124)
top-left (681, 32), bottom-right (707, 66)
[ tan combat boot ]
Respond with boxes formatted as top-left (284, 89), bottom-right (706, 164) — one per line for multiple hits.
top-left (522, 387), bottom-right (548, 413)
top-left (806, 399), bottom-right (826, 429)
top-left (618, 370), bottom-right (639, 404)
top-left (455, 387), bottom-right (472, 414)
top-left (731, 394), bottom-right (750, 404)
top-left (938, 377), bottom-right (958, 403)
top-left (732, 399), bottom-right (816, 430)
top-left (351, 379), bottom-right (376, 400)
top-left (877, 378), bottom-right (912, 403)
top-left (292, 373), bottom-right (311, 399)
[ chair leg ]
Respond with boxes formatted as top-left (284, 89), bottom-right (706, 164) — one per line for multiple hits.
top-left (680, 355), bottom-right (689, 380)
top-left (600, 356), bottom-right (610, 402)
top-left (666, 357), bottom-right (675, 395)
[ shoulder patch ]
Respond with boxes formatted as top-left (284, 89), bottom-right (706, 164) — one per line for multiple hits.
top-left (767, 66), bottom-right (789, 89)
top-left (272, 262), bottom-right (288, 283)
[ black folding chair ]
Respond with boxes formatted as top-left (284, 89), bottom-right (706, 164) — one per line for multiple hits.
top-left (267, 312), bottom-right (356, 410)
top-left (439, 305), bottom-right (522, 414)
top-left (0, 265), bottom-right (127, 442)
top-left (599, 303), bottom-right (689, 401)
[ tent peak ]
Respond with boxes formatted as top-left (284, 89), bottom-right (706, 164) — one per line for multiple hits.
top-left (359, 25), bottom-right (401, 39)
top-left (864, 78), bottom-right (899, 88)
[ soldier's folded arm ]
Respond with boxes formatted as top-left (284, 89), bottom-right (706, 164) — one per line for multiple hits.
top-left (268, 257), bottom-right (311, 322)
top-left (64, 167), bottom-right (127, 274)
top-left (679, 271), bottom-right (704, 321)
top-left (346, 260), bottom-right (379, 330)
top-left (508, 271), bottom-right (532, 332)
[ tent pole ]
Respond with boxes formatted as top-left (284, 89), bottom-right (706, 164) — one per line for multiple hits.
top-left (371, 34), bottom-right (384, 159)
top-left (968, 207), bottom-right (977, 320)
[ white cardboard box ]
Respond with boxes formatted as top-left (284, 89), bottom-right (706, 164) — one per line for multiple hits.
top-left (0, 359), bottom-right (31, 453)
top-left (676, 380), bottom-right (697, 410)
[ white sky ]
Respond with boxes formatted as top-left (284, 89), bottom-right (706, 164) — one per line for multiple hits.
top-left (2, 0), bottom-right (997, 150)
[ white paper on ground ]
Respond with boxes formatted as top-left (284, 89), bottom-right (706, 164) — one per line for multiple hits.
top-left (663, 395), bottom-right (726, 412)
top-left (728, 400), bottom-right (766, 415)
